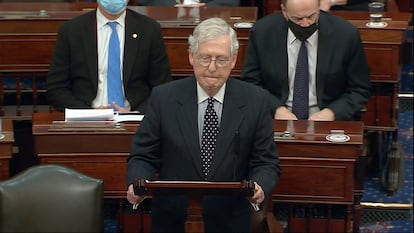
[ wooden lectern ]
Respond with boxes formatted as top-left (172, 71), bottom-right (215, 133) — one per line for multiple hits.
top-left (133, 180), bottom-right (256, 233)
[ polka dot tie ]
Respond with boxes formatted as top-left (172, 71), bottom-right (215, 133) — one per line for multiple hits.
top-left (292, 41), bottom-right (309, 120)
top-left (200, 97), bottom-right (219, 180)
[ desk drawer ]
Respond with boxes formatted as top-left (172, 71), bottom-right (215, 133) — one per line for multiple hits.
top-left (273, 157), bottom-right (355, 203)
top-left (364, 44), bottom-right (401, 82)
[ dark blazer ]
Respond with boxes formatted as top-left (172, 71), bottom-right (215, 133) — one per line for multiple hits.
top-left (138, 0), bottom-right (240, 6)
top-left (47, 9), bottom-right (171, 113)
top-left (241, 11), bottom-right (372, 120)
top-left (126, 77), bottom-right (280, 232)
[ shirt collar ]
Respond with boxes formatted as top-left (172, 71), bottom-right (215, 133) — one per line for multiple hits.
top-left (287, 27), bottom-right (318, 46)
top-left (96, 8), bottom-right (126, 30)
top-left (287, 29), bottom-right (296, 45)
top-left (197, 82), bottom-right (225, 104)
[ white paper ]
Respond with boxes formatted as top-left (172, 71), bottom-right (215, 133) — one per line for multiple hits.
top-left (114, 114), bottom-right (144, 122)
top-left (65, 108), bottom-right (114, 122)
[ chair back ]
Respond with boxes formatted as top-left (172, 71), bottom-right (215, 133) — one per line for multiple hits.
top-left (0, 164), bottom-right (104, 232)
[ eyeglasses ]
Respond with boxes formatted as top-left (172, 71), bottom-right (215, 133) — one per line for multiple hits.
top-left (195, 56), bottom-right (231, 68)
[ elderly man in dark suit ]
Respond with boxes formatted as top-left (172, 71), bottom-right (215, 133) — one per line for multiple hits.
top-left (126, 17), bottom-right (280, 232)
top-left (47, 0), bottom-right (171, 113)
top-left (241, 0), bottom-right (371, 121)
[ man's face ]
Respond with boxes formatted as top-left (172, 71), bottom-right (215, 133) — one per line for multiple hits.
top-left (282, 0), bottom-right (320, 27)
top-left (189, 34), bottom-right (237, 96)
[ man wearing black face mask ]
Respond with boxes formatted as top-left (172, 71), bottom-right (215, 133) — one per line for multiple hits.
top-left (241, 0), bottom-right (371, 121)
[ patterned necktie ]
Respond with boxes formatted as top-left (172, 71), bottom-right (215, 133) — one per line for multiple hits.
top-left (200, 97), bottom-right (219, 180)
top-left (292, 41), bottom-right (309, 119)
top-left (107, 22), bottom-right (124, 108)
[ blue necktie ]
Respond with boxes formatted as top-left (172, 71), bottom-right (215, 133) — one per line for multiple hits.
top-left (200, 97), bottom-right (219, 180)
top-left (107, 22), bottom-right (124, 108)
top-left (292, 41), bottom-right (309, 119)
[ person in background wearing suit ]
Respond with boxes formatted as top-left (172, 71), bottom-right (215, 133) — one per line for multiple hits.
top-left (126, 17), bottom-right (280, 232)
top-left (137, 0), bottom-right (240, 7)
top-left (47, 0), bottom-right (172, 113)
top-left (241, 0), bottom-right (371, 121)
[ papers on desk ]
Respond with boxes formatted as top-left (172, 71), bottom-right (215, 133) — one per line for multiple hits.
top-left (114, 113), bottom-right (144, 122)
top-left (64, 108), bottom-right (144, 122)
top-left (65, 108), bottom-right (114, 122)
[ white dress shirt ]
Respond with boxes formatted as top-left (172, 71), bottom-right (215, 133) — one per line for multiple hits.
top-left (93, 9), bottom-right (131, 110)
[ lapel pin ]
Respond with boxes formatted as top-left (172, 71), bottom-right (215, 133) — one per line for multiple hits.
top-left (132, 33), bottom-right (138, 39)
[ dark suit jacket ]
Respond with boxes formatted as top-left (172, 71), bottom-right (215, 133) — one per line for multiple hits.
top-left (126, 77), bottom-right (280, 232)
top-left (47, 9), bottom-right (171, 113)
top-left (241, 11), bottom-right (372, 120)
top-left (138, 0), bottom-right (240, 6)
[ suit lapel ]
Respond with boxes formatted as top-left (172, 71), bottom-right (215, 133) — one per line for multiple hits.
top-left (123, 10), bottom-right (141, 84)
top-left (316, 13), bottom-right (334, 106)
top-left (175, 78), bottom-right (205, 177)
top-left (82, 11), bottom-right (99, 90)
top-left (208, 79), bottom-right (246, 178)
top-left (274, 14), bottom-right (290, 99)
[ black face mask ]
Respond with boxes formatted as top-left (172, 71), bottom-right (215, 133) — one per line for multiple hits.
top-left (287, 20), bottom-right (319, 41)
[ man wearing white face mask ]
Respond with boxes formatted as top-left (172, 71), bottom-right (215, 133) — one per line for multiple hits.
top-left (47, 0), bottom-right (172, 113)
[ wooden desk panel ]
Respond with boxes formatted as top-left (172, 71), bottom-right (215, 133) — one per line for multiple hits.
top-left (274, 158), bottom-right (355, 201)
top-left (0, 33), bottom-right (57, 73)
top-left (273, 120), bottom-right (364, 232)
top-left (0, 118), bottom-right (14, 181)
top-left (38, 153), bottom-right (127, 198)
top-left (273, 121), bottom-right (364, 204)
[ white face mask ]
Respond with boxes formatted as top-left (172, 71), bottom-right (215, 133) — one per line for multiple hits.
top-left (98, 0), bottom-right (127, 15)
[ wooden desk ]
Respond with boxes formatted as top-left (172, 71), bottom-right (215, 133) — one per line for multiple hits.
top-left (0, 118), bottom-right (14, 181)
top-left (331, 11), bottom-right (410, 130)
top-left (32, 112), bottom-right (138, 198)
top-left (273, 120), bottom-right (364, 233)
top-left (331, 11), bottom-right (410, 194)
top-left (32, 112), bottom-right (364, 232)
